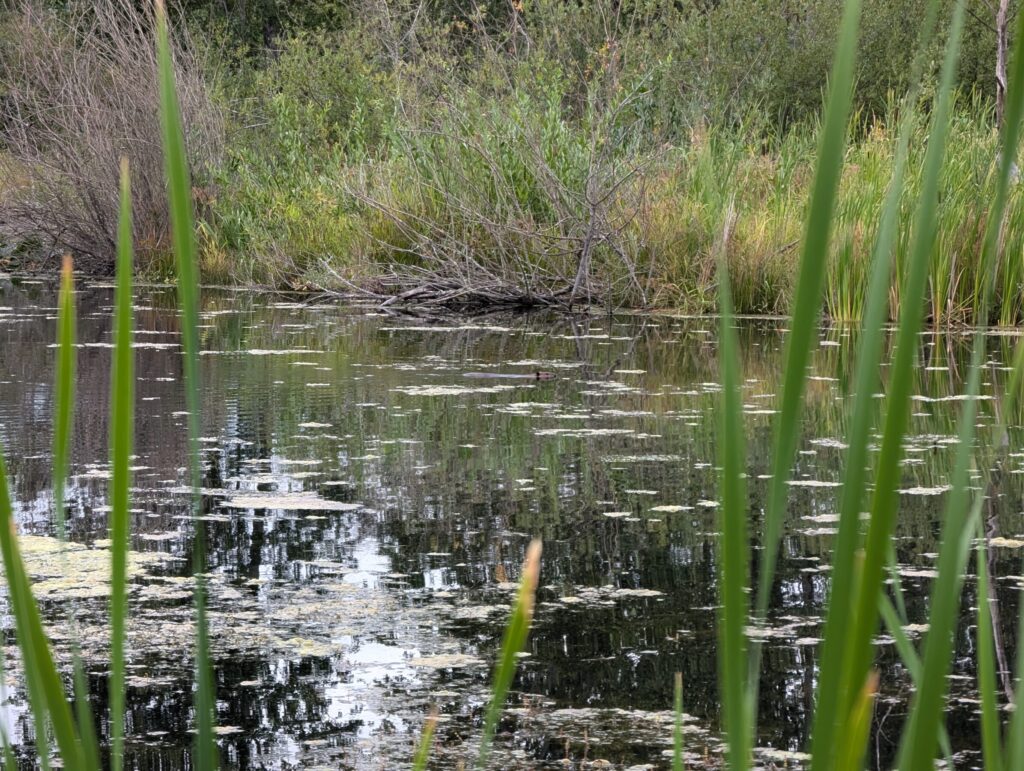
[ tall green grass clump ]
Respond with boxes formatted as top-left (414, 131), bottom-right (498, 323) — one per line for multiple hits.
top-left (712, 0), bottom-right (1024, 768)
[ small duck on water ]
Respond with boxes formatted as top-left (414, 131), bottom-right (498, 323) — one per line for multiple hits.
top-left (463, 370), bottom-right (557, 380)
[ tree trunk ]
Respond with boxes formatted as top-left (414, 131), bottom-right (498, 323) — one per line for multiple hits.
top-left (997, 0), bottom-right (1011, 129)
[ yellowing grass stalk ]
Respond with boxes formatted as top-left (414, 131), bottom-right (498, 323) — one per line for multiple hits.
top-left (412, 708), bottom-right (438, 771)
top-left (673, 672), bottom-right (684, 771)
top-left (476, 539), bottom-right (542, 769)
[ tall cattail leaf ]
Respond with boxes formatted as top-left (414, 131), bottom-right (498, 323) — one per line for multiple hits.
top-left (976, 534), bottom-right (1003, 771)
top-left (836, 672), bottom-right (878, 771)
top-left (155, 2), bottom-right (216, 766)
top-left (0, 450), bottom-right (84, 767)
top-left (673, 672), bottom-right (685, 771)
top-left (476, 540), bottom-right (542, 768)
top-left (899, 0), bottom-right (1024, 763)
top-left (807, 0), bottom-right (943, 763)
top-left (840, 0), bottom-right (966, 741)
top-left (752, 0), bottom-right (862, 640)
top-left (53, 259), bottom-right (100, 771)
top-left (897, 489), bottom-right (982, 770)
top-left (109, 157), bottom-right (135, 771)
top-left (714, 205), bottom-right (750, 771)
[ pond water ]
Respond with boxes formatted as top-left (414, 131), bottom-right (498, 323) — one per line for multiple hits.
top-left (0, 279), bottom-right (1021, 770)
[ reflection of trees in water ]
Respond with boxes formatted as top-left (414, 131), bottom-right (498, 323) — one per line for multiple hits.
top-left (1, 283), bottom-right (1022, 767)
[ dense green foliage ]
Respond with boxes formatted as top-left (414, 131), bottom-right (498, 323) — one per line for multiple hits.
top-left (2, 0), bottom-right (1023, 321)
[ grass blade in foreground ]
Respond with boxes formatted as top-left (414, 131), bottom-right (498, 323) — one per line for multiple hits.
top-left (477, 539), bottom-right (542, 769)
top-left (751, 0), bottom-right (862, 638)
top-left (976, 534), bottom-right (1003, 771)
top-left (896, 487), bottom-right (981, 769)
top-left (714, 208), bottom-right (749, 771)
top-left (897, 0), bottom-right (1024, 762)
top-left (837, 3), bottom-right (966, 759)
top-left (109, 157), bottom-right (135, 771)
top-left (52, 257), bottom-right (74, 543)
top-left (0, 451), bottom-right (84, 766)
top-left (673, 672), bottom-right (684, 771)
top-left (836, 671), bottom-right (877, 771)
top-left (155, 2), bottom-right (216, 766)
top-left (807, 0), bottom-right (943, 765)
top-left (53, 260), bottom-right (100, 771)
top-left (412, 708), bottom-right (438, 771)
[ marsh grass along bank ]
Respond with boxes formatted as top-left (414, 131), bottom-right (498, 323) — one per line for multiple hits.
top-left (3, 0), bottom-right (1024, 322)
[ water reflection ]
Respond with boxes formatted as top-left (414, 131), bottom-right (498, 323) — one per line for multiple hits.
top-left (0, 278), bottom-right (1021, 768)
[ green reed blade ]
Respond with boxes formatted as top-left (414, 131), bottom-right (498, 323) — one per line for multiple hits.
top-left (1007, 339), bottom-right (1024, 419)
top-left (477, 540), bottom-right (541, 769)
top-left (752, 0), bottom-right (861, 634)
top-left (838, 0), bottom-right (965, 741)
top-left (109, 157), bottom-right (135, 771)
top-left (2, 733), bottom-right (16, 771)
top-left (51, 259), bottom-right (100, 771)
top-left (715, 227), bottom-right (749, 771)
top-left (155, 3), bottom-right (217, 767)
top-left (748, 0), bottom-right (862, 739)
top-left (71, 661), bottom-right (98, 771)
top-left (0, 450), bottom-right (84, 768)
top-left (52, 256), bottom-right (74, 543)
top-left (836, 671), bottom-right (877, 771)
top-left (0, 641), bottom-right (17, 771)
top-left (1007, 573), bottom-right (1024, 767)
top-left (900, 0), bottom-right (1024, 763)
top-left (673, 671), bottom-right (684, 771)
top-left (877, 595), bottom-right (953, 762)
top-left (885, 543), bottom-right (910, 624)
top-left (896, 485), bottom-right (981, 770)
top-left (976, 533), bottom-right (1003, 771)
top-left (412, 708), bottom-right (438, 771)
top-left (2, 490), bottom-right (52, 771)
top-left (807, 2), bottom-right (943, 762)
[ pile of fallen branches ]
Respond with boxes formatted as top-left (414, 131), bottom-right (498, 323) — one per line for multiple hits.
top-left (325, 10), bottom-right (658, 311)
top-left (321, 262), bottom-right (578, 310)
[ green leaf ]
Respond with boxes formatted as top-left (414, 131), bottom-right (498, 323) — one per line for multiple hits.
top-left (412, 708), bottom-right (438, 771)
top-left (476, 540), bottom-right (542, 768)
top-left (976, 533), bottom-right (1003, 771)
top-left (838, 0), bottom-right (966, 746)
top-left (807, 0), bottom-right (943, 763)
top-left (155, 3), bottom-right (217, 766)
top-left (109, 157), bottom-right (135, 771)
top-left (0, 446), bottom-right (84, 768)
top-left (673, 671), bottom-right (685, 771)
top-left (714, 205), bottom-right (750, 771)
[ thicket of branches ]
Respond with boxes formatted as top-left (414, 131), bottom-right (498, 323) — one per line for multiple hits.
top-left (0, 0), bottom-right (220, 270)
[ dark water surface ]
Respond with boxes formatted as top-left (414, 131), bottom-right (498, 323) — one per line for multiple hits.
top-left (0, 279), bottom-right (1021, 769)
